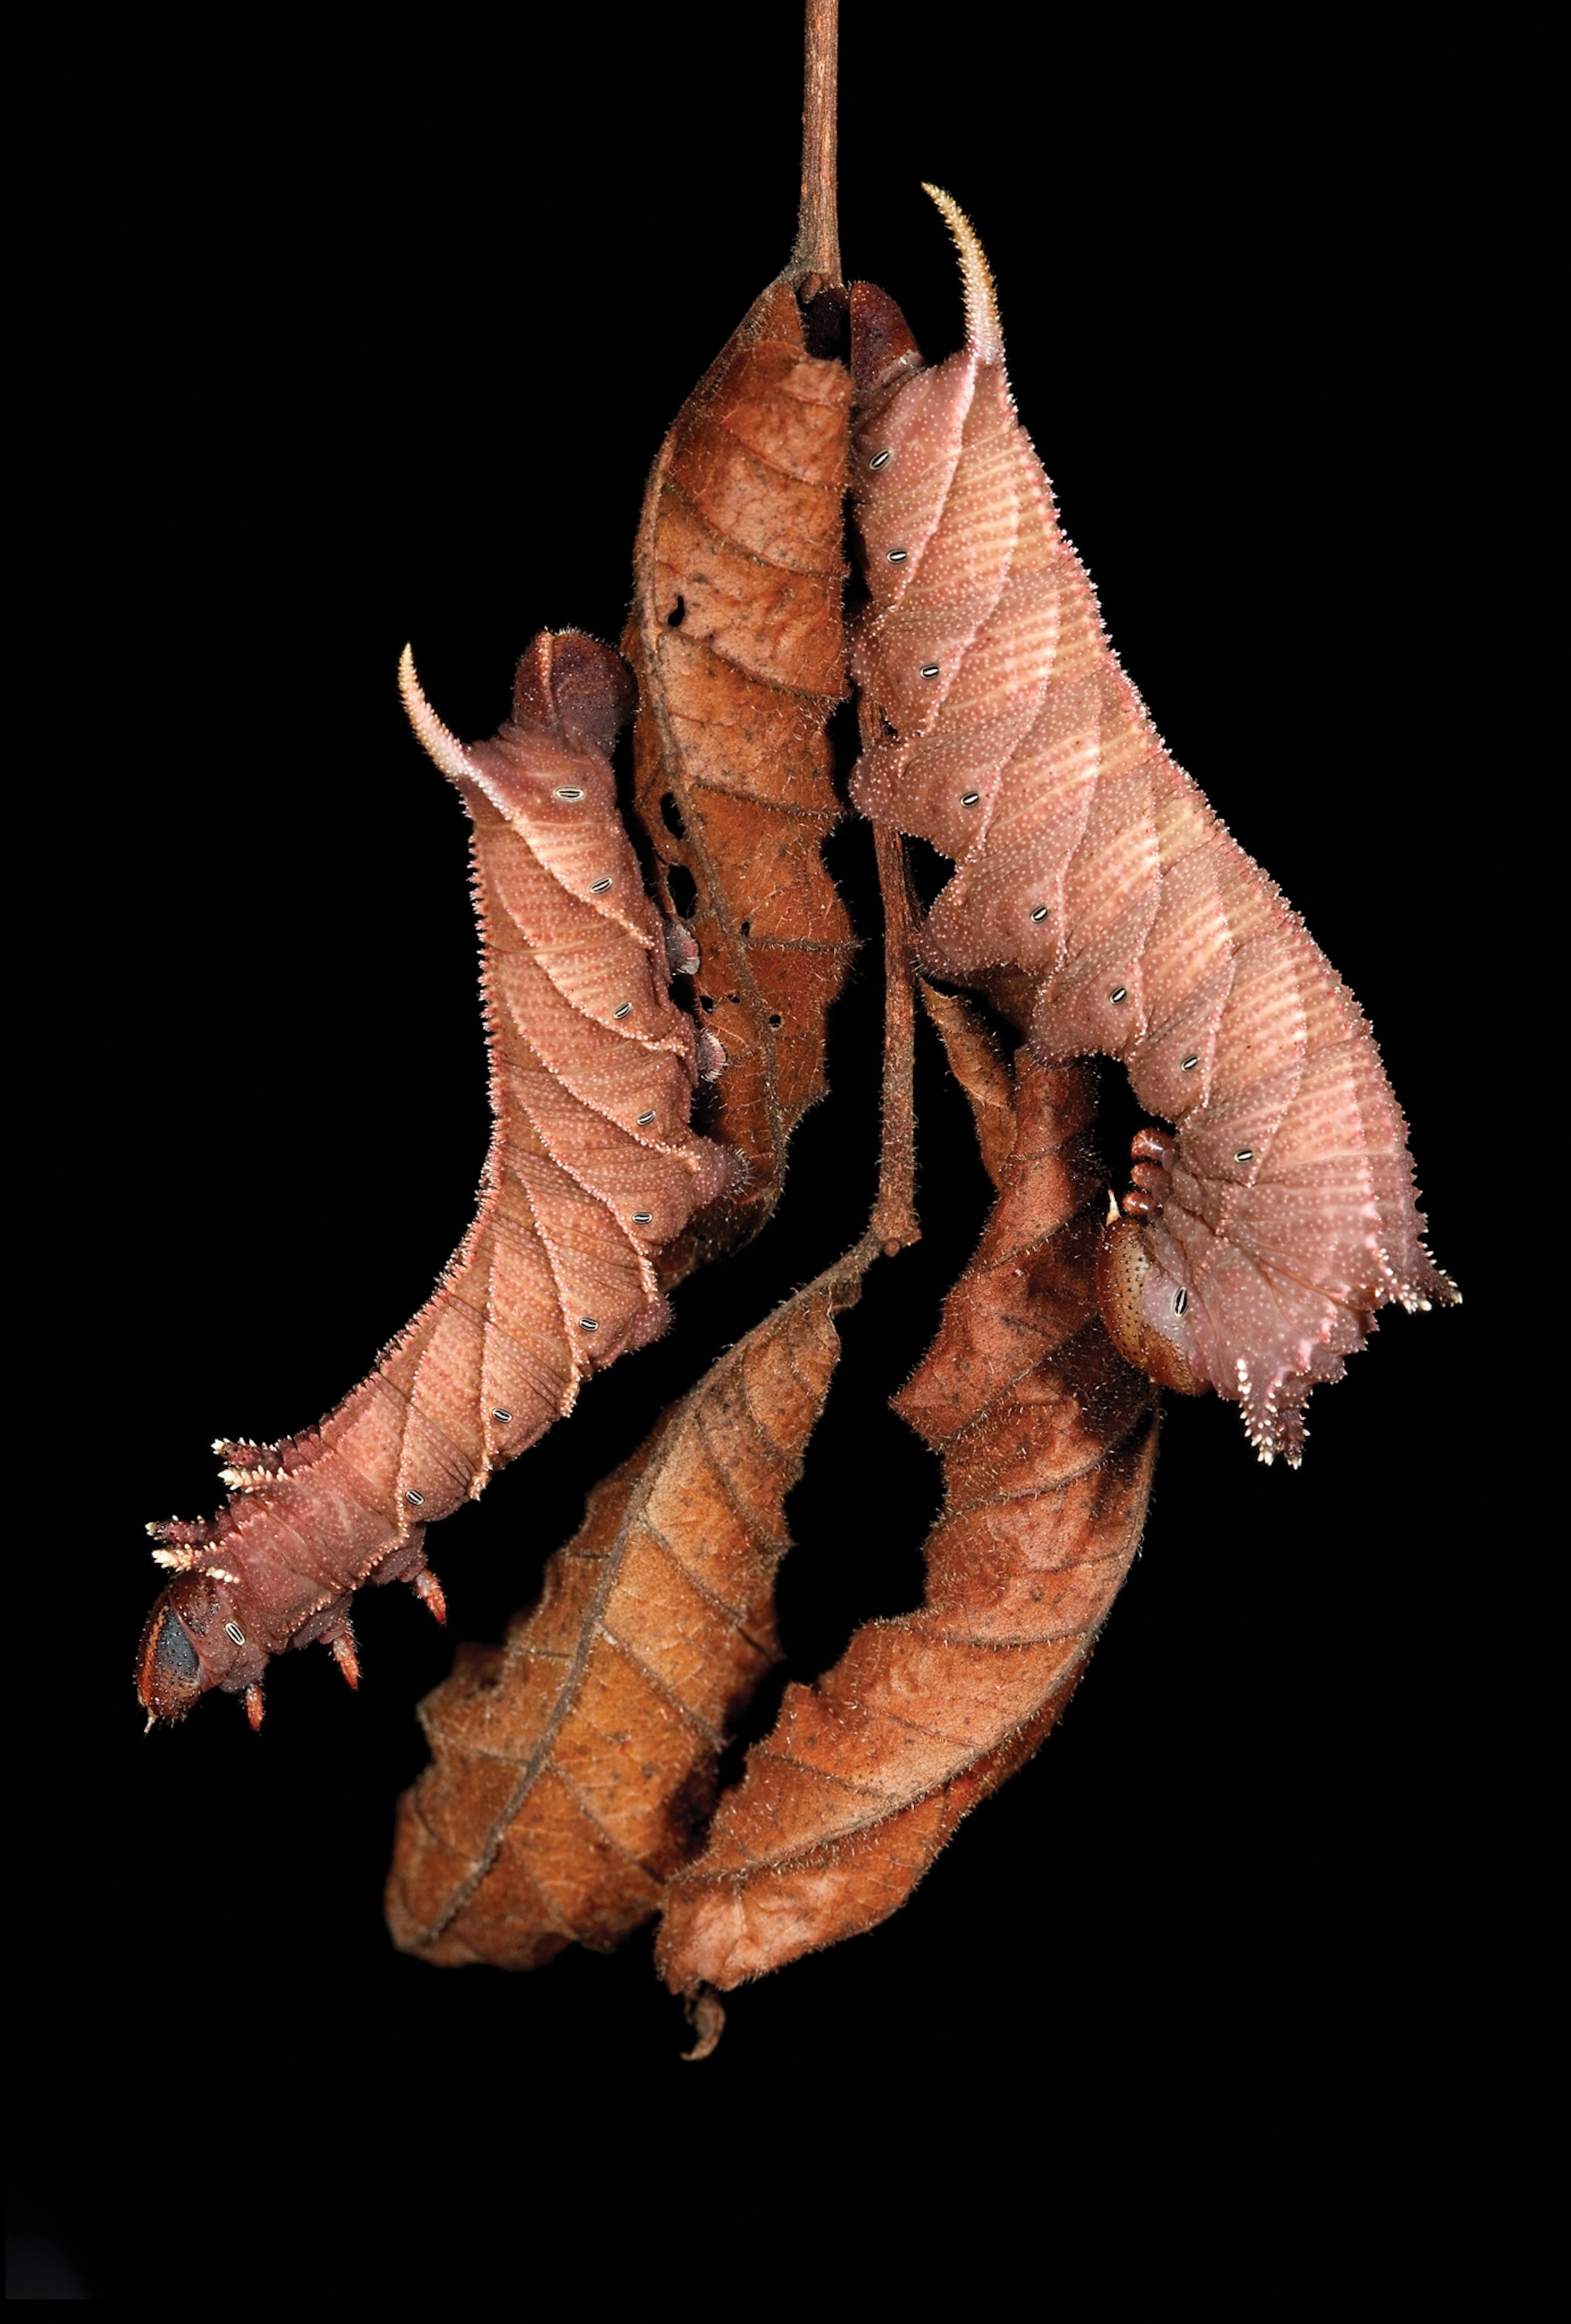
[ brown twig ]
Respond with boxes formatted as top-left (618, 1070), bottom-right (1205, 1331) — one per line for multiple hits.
top-left (790, 0), bottom-right (840, 293)
top-left (873, 824), bottom-right (920, 1257)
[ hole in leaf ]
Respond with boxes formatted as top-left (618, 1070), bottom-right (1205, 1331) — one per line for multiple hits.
top-left (665, 595), bottom-right (686, 628)
top-left (667, 862), bottom-right (698, 918)
top-left (660, 792), bottom-right (686, 840)
top-left (700, 994), bottom-right (716, 1012)
top-left (768, 1012), bottom-right (783, 1028)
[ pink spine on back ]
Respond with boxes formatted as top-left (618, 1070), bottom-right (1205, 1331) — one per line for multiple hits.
top-left (848, 191), bottom-right (1454, 1462)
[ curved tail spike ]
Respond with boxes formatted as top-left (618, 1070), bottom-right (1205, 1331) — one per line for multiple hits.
top-left (399, 644), bottom-right (481, 788)
top-left (921, 183), bottom-right (1003, 364)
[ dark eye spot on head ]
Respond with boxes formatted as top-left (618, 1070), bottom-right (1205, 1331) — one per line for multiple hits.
top-left (700, 994), bottom-right (716, 1012)
top-left (768, 1013), bottom-right (782, 1028)
top-left (137, 1597), bottom-right (206, 1720)
top-left (156, 1613), bottom-right (200, 1688)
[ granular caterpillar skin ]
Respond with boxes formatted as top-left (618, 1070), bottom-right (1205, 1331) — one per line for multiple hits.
top-left (845, 193), bottom-right (1456, 1461)
top-left (135, 631), bottom-right (734, 1726)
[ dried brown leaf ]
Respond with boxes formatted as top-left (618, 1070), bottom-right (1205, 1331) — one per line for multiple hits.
top-left (657, 1053), bottom-right (1159, 1993)
top-left (385, 1234), bottom-right (878, 1968)
top-left (918, 979), bottom-right (1017, 1188)
top-left (624, 272), bottom-right (856, 1273)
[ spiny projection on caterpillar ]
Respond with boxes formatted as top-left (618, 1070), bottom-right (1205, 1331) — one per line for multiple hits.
top-left (133, 0), bottom-right (1452, 2024)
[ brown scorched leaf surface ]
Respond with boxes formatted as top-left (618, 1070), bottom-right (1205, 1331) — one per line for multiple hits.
top-left (625, 276), bottom-right (856, 1273)
top-left (385, 1235), bottom-right (877, 1968)
top-left (657, 1040), bottom-right (1159, 1991)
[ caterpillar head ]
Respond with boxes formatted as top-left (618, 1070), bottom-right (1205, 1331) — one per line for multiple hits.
top-left (1094, 1215), bottom-right (1202, 1397)
top-left (510, 629), bottom-right (637, 761)
top-left (135, 1573), bottom-right (244, 1726)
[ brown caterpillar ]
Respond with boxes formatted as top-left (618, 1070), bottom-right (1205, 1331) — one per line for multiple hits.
top-left (848, 191), bottom-right (1456, 1462)
top-left (135, 631), bottom-right (734, 1729)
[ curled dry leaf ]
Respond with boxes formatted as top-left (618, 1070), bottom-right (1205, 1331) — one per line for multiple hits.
top-left (847, 192), bottom-right (1456, 1460)
top-left (657, 1038), bottom-right (1159, 1995)
top-left (385, 1234), bottom-right (878, 1968)
top-left (136, 632), bottom-right (733, 1729)
top-left (916, 977), bottom-right (1017, 1188)
top-left (624, 271), bottom-right (857, 1272)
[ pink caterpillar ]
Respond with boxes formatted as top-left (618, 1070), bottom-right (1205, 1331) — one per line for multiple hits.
top-left (136, 632), bottom-right (733, 1729)
top-left (848, 191), bottom-right (1455, 1460)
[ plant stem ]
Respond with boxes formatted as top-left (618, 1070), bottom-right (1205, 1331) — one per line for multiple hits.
top-left (873, 825), bottom-right (921, 1256)
top-left (790, 0), bottom-right (840, 292)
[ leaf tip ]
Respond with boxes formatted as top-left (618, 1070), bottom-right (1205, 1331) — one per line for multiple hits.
top-left (680, 1984), bottom-right (726, 2062)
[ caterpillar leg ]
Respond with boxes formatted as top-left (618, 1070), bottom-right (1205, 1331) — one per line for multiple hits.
top-left (1119, 1126), bottom-right (1177, 1219)
top-left (408, 1567), bottom-right (447, 1626)
top-left (325, 1630), bottom-right (361, 1690)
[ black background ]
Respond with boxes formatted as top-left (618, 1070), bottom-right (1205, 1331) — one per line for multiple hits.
top-left (17, 2), bottom-right (1510, 2297)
